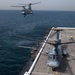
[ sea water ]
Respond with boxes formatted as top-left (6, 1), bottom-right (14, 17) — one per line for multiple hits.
top-left (0, 10), bottom-right (75, 75)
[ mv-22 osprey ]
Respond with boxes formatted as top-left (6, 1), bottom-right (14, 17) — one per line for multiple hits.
top-left (47, 29), bottom-right (75, 71)
top-left (12, 2), bottom-right (41, 17)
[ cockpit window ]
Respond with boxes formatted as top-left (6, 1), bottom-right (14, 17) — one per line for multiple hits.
top-left (48, 55), bottom-right (57, 60)
top-left (49, 55), bottom-right (53, 59)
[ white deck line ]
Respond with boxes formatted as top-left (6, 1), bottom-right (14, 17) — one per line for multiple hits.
top-left (24, 27), bottom-right (54, 75)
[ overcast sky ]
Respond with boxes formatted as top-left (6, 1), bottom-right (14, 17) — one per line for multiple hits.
top-left (0, 0), bottom-right (75, 11)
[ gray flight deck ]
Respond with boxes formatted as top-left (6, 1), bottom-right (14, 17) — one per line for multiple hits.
top-left (24, 27), bottom-right (75, 75)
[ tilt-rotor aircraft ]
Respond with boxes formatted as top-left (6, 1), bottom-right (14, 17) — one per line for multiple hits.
top-left (47, 29), bottom-right (75, 71)
top-left (12, 2), bottom-right (41, 17)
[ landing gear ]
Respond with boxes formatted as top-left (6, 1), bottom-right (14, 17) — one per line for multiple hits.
top-left (62, 53), bottom-right (69, 58)
top-left (62, 50), bottom-right (68, 57)
top-left (24, 14), bottom-right (26, 17)
top-left (52, 67), bottom-right (56, 71)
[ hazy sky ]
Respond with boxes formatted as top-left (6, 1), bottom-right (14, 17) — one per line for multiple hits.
top-left (0, 0), bottom-right (75, 11)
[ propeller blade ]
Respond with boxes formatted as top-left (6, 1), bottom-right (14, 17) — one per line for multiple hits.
top-left (11, 5), bottom-right (26, 7)
top-left (17, 4), bottom-right (28, 6)
top-left (17, 2), bottom-right (41, 6)
top-left (11, 6), bottom-right (22, 7)
top-left (48, 41), bottom-right (75, 46)
top-left (60, 41), bottom-right (75, 44)
top-left (31, 2), bottom-right (41, 5)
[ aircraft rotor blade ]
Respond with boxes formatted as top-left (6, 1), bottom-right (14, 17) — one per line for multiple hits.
top-left (11, 5), bottom-right (26, 7)
top-left (11, 6), bottom-right (22, 7)
top-left (60, 41), bottom-right (75, 44)
top-left (17, 2), bottom-right (41, 6)
top-left (31, 2), bottom-right (41, 5)
top-left (17, 4), bottom-right (28, 6)
top-left (48, 41), bottom-right (75, 46)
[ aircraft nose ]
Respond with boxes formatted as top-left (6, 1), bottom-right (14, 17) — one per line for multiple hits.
top-left (21, 11), bottom-right (26, 15)
top-left (47, 60), bottom-right (59, 68)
